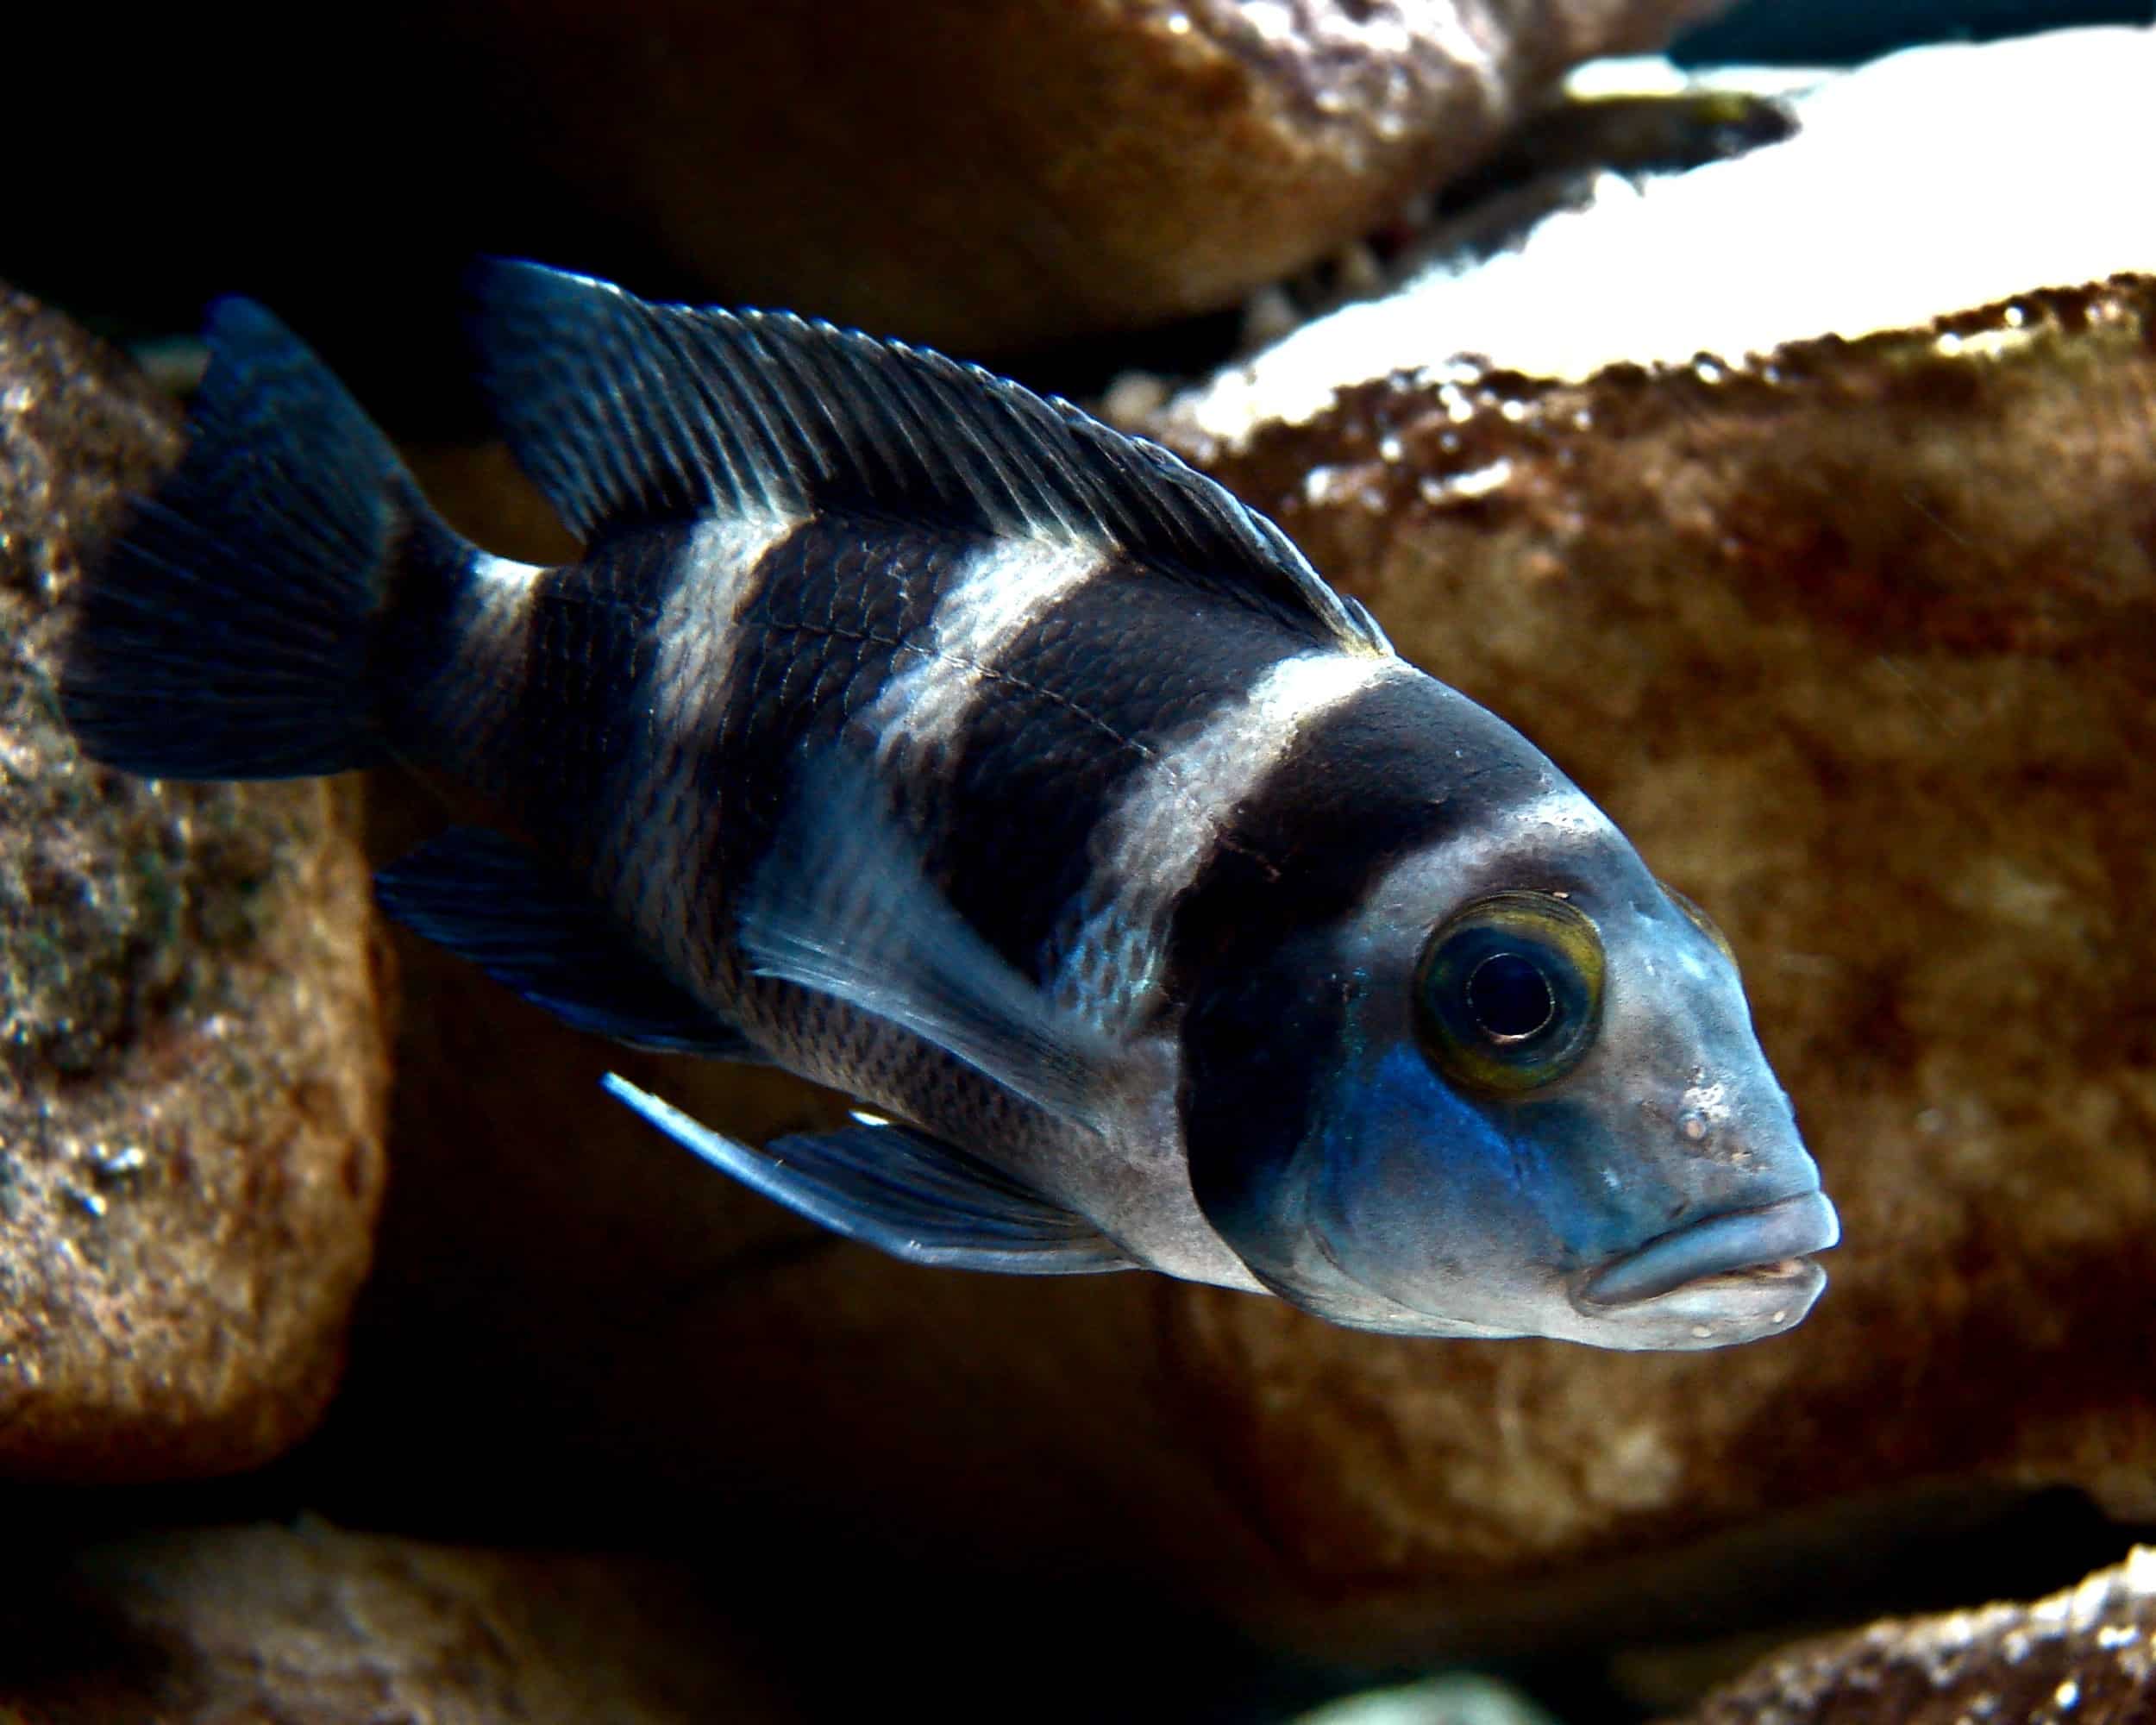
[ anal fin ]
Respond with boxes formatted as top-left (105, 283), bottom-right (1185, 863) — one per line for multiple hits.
top-left (376, 828), bottom-right (757, 1057)
top-left (603, 1075), bottom-right (1132, 1274)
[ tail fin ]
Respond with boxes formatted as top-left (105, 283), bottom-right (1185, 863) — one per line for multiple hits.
top-left (61, 299), bottom-right (466, 780)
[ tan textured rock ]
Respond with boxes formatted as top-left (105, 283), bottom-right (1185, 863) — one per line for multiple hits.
top-left (399, 0), bottom-right (1728, 354)
top-left (1671, 1548), bottom-right (2156, 1724)
top-left (0, 289), bottom-right (389, 1480)
top-left (0, 1520), bottom-right (795, 1723)
top-left (1147, 274), bottom-right (2156, 1639)
top-left (354, 271), bottom-right (2156, 1670)
top-left (341, 41), bottom-right (2156, 1659)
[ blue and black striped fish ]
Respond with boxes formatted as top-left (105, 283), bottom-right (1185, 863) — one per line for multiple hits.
top-left (61, 263), bottom-right (1838, 1349)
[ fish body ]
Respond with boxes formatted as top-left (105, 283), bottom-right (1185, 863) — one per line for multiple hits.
top-left (61, 263), bottom-right (1838, 1348)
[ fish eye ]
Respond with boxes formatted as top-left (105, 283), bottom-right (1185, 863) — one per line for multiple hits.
top-left (1467, 951), bottom-right (1555, 1040)
top-left (1415, 891), bottom-right (1604, 1094)
top-left (1661, 881), bottom-right (1737, 964)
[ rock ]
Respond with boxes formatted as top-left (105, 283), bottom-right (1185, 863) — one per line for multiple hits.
top-left (1670, 1547), bottom-right (2156, 1724)
top-left (1295, 1673), bottom-right (1559, 1725)
top-left (399, 0), bottom-right (1731, 354)
top-left (0, 288), bottom-right (389, 1480)
top-left (1138, 248), bottom-right (2156, 1660)
top-left (323, 31), bottom-right (2156, 1665)
top-left (0, 1519), bottom-right (796, 1722)
top-left (1160, 27), bottom-right (2156, 450)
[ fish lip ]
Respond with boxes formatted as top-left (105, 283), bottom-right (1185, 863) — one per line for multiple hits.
top-left (1573, 1189), bottom-right (1840, 1310)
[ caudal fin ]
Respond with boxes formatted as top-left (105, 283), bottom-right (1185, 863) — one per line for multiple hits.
top-left (62, 299), bottom-right (463, 780)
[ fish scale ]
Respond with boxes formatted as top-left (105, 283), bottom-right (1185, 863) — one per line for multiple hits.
top-left (57, 262), bottom-right (1839, 1346)
top-left (706, 519), bottom-right (980, 868)
top-left (505, 533), bottom-right (680, 851)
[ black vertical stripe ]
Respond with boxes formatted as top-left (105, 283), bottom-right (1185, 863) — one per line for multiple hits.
top-left (501, 526), bottom-right (691, 843)
top-left (927, 562), bottom-right (1311, 982)
top-left (706, 514), bottom-right (1002, 906)
top-left (375, 478), bottom-right (531, 764)
top-left (1164, 670), bottom-right (1549, 1000)
top-left (1172, 670), bottom-right (1557, 1251)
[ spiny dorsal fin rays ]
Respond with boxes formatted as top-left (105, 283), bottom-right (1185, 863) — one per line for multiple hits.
top-left (466, 260), bottom-right (1388, 656)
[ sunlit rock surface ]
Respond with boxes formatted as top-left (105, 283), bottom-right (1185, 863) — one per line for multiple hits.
top-left (1163, 26), bottom-right (2156, 449)
top-left (1672, 1548), bottom-right (2156, 1724)
top-left (393, 0), bottom-right (1731, 354)
top-left (328, 40), bottom-right (2156, 1665)
top-left (1295, 1672), bottom-right (1560, 1725)
top-left (0, 290), bottom-right (389, 1480)
top-left (0, 1520), bottom-right (795, 1722)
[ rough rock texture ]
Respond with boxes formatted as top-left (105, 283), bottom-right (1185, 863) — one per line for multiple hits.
top-left (331, 44), bottom-right (2156, 1666)
top-left (0, 290), bottom-right (389, 1479)
top-left (1673, 1547), bottom-right (2156, 1724)
top-left (1148, 274), bottom-right (2156, 1642)
top-left (0, 1519), bottom-right (794, 1723)
top-left (344, 216), bottom-right (2156, 1689)
top-left (398, 0), bottom-right (1730, 354)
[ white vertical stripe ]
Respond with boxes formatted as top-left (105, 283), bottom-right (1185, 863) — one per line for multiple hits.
top-left (609, 506), bottom-right (808, 951)
top-left (861, 534), bottom-right (1108, 771)
top-left (1051, 651), bottom-right (1409, 1032)
top-left (447, 553), bottom-right (547, 754)
top-left (648, 507), bottom-right (811, 724)
top-left (469, 551), bottom-right (543, 590)
top-left (458, 552), bottom-right (545, 659)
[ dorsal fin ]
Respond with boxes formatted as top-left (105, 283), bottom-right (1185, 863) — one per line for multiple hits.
top-left (467, 260), bottom-right (1387, 655)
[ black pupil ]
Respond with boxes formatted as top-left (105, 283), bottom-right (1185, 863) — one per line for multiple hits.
top-left (1467, 951), bottom-right (1555, 1040)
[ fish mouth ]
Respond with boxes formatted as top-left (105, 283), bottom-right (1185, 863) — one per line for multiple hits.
top-left (1575, 1189), bottom-right (1841, 1311)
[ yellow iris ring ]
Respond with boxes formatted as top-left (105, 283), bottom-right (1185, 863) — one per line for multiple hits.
top-left (1413, 891), bottom-right (1606, 1095)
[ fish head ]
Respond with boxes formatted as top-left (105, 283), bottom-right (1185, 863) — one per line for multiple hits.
top-left (1183, 762), bottom-right (1838, 1352)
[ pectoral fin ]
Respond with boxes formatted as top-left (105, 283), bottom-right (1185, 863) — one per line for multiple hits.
top-left (603, 1075), bottom-right (1132, 1273)
top-left (736, 751), bottom-right (1119, 1132)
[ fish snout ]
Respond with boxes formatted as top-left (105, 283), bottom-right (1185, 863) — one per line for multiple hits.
top-left (1573, 1189), bottom-right (1840, 1311)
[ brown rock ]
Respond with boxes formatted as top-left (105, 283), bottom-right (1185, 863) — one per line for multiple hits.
top-left (1671, 1548), bottom-right (2156, 1724)
top-left (0, 1519), bottom-right (796, 1723)
top-left (1146, 276), bottom-right (2156, 1645)
top-left (0, 289), bottom-right (389, 1480)
top-left (400, 0), bottom-right (1729, 354)
top-left (334, 39), bottom-right (2156, 1663)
